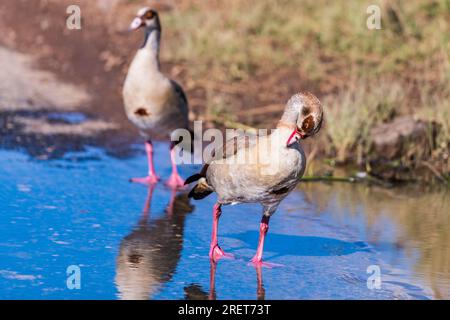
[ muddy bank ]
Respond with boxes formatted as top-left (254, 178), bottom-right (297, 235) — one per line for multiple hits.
top-left (0, 45), bottom-right (135, 159)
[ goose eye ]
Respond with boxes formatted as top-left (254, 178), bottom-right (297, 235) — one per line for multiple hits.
top-left (145, 11), bottom-right (154, 19)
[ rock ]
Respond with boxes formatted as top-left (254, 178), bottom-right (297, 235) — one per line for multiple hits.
top-left (370, 116), bottom-right (431, 160)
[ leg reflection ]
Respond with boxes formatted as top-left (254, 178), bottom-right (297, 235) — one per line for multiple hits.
top-left (142, 184), bottom-right (156, 220)
top-left (255, 264), bottom-right (266, 300)
top-left (165, 187), bottom-right (177, 218)
top-left (183, 261), bottom-right (217, 300)
top-left (184, 261), bottom-right (266, 300)
top-left (208, 260), bottom-right (217, 300)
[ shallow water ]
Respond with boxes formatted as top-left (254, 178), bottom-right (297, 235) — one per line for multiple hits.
top-left (0, 143), bottom-right (448, 299)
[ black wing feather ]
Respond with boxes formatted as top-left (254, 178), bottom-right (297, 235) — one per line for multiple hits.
top-left (170, 79), bottom-right (188, 106)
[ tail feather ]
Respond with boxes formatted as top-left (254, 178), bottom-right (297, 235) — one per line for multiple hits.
top-left (188, 177), bottom-right (213, 200)
top-left (184, 173), bottom-right (203, 185)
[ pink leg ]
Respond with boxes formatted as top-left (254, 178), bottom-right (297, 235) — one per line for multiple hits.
top-left (165, 143), bottom-right (185, 189)
top-left (251, 216), bottom-right (282, 268)
top-left (209, 203), bottom-right (233, 262)
top-left (130, 141), bottom-right (160, 185)
top-left (251, 216), bottom-right (270, 263)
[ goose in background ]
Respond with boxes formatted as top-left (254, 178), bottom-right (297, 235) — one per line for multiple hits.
top-left (123, 7), bottom-right (189, 188)
top-left (115, 185), bottom-right (194, 299)
top-left (185, 92), bottom-right (323, 266)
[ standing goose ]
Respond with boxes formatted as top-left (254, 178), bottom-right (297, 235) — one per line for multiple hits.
top-left (123, 7), bottom-right (188, 188)
top-left (185, 92), bottom-right (323, 265)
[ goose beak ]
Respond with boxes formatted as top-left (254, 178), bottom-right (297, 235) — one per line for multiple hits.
top-left (286, 128), bottom-right (304, 146)
top-left (129, 17), bottom-right (144, 31)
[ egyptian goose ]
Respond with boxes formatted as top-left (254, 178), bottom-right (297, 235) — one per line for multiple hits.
top-left (123, 8), bottom-right (189, 188)
top-left (185, 92), bottom-right (323, 265)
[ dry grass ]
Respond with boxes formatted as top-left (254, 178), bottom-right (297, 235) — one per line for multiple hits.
top-left (324, 78), bottom-right (405, 163)
top-left (417, 50), bottom-right (450, 154)
top-left (162, 1), bottom-right (450, 82)
top-left (160, 1), bottom-right (450, 162)
top-left (135, 0), bottom-right (450, 179)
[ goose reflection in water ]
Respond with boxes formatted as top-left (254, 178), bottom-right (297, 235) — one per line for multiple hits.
top-left (115, 185), bottom-right (193, 300)
top-left (184, 262), bottom-right (266, 300)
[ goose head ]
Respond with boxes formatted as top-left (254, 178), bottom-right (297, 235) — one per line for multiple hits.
top-left (129, 7), bottom-right (161, 33)
top-left (281, 92), bottom-right (323, 146)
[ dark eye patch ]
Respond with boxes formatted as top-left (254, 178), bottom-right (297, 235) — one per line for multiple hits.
top-left (302, 115), bottom-right (315, 133)
top-left (145, 10), bottom-right (154, 19)
top-left (128, 253), bottom-right (143, 264)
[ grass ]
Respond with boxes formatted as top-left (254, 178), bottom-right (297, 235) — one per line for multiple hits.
top-left (157, 0), bottom-right (450, 180)
top-left (162, 1), bottom-right (450, 79)
top-left (417, 49), bottom-right (450, 155)
top-left (324, 78), bottom-right (404, 163)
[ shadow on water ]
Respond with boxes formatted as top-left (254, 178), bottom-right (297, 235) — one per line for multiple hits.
top-left (0, 110), bottom-right (137, 160)
top-left (226, 232), bottom-right (369, 259)
top-left (115, 186), bottom-right (194, 300)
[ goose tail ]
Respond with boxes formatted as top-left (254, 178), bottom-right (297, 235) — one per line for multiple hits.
top-left (187, 177), bottom-right (214, 200)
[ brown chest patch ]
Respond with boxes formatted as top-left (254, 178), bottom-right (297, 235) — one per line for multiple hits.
top-left (128, 253), bottom-right (143, 265)
top-left (134, 108), bottom-right (151, 116)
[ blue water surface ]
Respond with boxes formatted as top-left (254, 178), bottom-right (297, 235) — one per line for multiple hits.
top-left (0, 144), bottom-right (434, 299)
